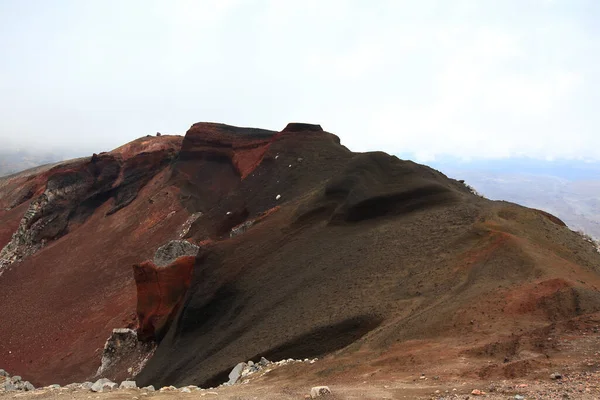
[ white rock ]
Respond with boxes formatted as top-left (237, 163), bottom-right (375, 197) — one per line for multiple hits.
top-left (119, 380), bottom-right (137, 389)
top-left (91, 378), bottom-right (116, 392)
top-left (181, 387), bottom-right (192, 393)
top-left (275, 194), bottom-right (281, 200)
top-left (311, 386), bottom-right (332, 398)
top-left (226, 362), bottom-right (246, 385)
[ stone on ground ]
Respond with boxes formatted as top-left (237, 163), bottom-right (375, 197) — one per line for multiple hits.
top-left (226, 362), bottom-right (247, 385)
top-left (91, 378), bottom-right (117, 392)
top-left (119, 380), bottom-right (138, 389)
top-left (310, 386), bottom-right (332, 398)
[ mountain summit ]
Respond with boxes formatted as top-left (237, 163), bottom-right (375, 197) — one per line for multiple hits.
top-left (1, 123), bottom-right (599, 389)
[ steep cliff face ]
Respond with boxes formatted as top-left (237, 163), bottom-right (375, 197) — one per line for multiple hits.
top-left (1, 123), bottom-right (600, 389)
top-left (133, 255), bottom-right (196, 342)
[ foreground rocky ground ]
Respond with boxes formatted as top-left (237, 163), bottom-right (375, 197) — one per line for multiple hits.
top-left (1, 372), bottom-right (599, 400)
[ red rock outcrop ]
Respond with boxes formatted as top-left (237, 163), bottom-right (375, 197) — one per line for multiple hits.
top-left (133, 256), bottom-right (195, 341)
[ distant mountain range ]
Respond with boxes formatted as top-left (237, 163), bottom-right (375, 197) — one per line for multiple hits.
top-left (431, 158), bottom-right (600, 240)
top-left (0, 150), bottom-right (71, 177)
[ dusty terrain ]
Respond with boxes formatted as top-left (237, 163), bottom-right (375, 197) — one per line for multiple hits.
top-left (1, 123), bottom-right (599, 396)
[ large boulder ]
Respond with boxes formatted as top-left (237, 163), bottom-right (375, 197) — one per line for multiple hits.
top-left (91, 378), bottom-right (117, 392)
top-left (225, 362), bottom-right (246, 386)
top-left (119, 380), bottom-right (138, 389)
top-left (96, 328), bottom-right (155, 382)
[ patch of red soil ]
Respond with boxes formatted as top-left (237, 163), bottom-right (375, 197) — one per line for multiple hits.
top-left (133, 256), bottom-right (195, 341)
top-left (504, 278), bottom-right (572, 315)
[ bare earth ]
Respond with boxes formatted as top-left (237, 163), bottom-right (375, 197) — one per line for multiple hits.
top-left (2, 322), bottom-right (598, 400)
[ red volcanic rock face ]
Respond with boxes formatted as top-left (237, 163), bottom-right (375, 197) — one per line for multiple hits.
top-left (180, 122), bottom-right (276, 180)
top-left (133, 256), bottom-right (195, 341)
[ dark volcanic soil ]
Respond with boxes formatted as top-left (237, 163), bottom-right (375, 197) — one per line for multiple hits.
top-left (1, 123), bottom-right (600, 390)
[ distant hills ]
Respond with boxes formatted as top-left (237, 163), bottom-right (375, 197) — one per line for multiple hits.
top-left (0, 150), bottom-right (67, 177)
top-left (432, 158), bottom-right (600, 239)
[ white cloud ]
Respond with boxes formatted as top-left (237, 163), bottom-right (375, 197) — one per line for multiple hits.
top-left (0, 0), bottom-right (598, 161)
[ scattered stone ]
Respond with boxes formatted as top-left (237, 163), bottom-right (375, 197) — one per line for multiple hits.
top-left (471, 389), bottom-right (486, 395)
top-left (22, 381), bottom-right (35, 391)
top-left (550, 372), bottom-right (563, 380)
top-left (48, 384), bottom-right (61, 389)
top-left (119, 380), bottom-right (138, 389)
top-left (310, 386), bottom-right (332, 398)
top-left (230, 220), bottom-right (255, 238)
top-left (179, 212), bottom-right (203, 238)
top-left (226, 362), bottom-right (247, 385)
top-left (81, 381), bottom-right (94, 390)
top-left (181, 387), bottom-right (192, 393)
top-left (0, 369), bottom-right (8, 377)
top-left (91, 378), bottom-right (117, 392)
top-left (10, 375), bottom-right (21, 383)
top-left (515, 395), bottom-right (525, 400)
top-left (3, 381), bottom-right (17, 391)
top-left (142, 385), bottom-right (155, 391)
top-left (276, 194), bottom-right (281, 200)
top-left (258, 357), bottom-right (269, 366)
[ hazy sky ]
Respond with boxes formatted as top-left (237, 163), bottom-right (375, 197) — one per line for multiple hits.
top-left (1, 0), bottom-right (599, 161)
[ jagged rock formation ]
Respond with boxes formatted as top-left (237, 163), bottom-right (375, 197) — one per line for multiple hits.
top-left (0, 122), bottom-right (599, 390)
top-left (95, 329), bottom-right (155, 384)
top-left (0, 137), bottom-right (181, 272)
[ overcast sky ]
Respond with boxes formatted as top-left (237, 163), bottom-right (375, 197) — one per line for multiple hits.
top-left (1, 0), bottom-right (599, 161)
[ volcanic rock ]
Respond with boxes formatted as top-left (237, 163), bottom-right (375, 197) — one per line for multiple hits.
top-left (91, 378), bottom-right (117, 392)
top-left (153, 240), bottom-right (199, 267)
top-left (119, 380), bottom-right (138, 389)
top-left (310, 386), bottom-right (332, 398)
top-left (225, 362), bottom-right (246, 386)
top-left (96, 328), bottom-right (154, 382)
top-left (133, 256), bottom-right (195, 341)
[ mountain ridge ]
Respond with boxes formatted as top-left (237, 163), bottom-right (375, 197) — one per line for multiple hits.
top-left (0, 123), bottom-right (599, 389)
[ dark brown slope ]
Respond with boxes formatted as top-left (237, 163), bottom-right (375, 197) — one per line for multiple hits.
top-left (136, 124), bottom-right (600, 388)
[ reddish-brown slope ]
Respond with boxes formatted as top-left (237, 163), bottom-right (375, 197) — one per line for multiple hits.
top-left (0, 136), bottom-right (186, 386)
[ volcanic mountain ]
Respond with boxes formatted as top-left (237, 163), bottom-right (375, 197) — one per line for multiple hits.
top-left (1, 123), bottom-right (599, 389)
